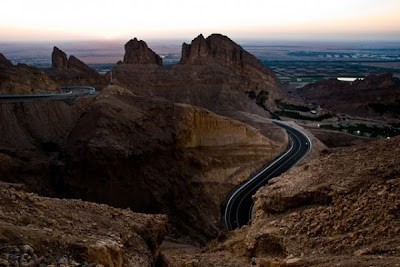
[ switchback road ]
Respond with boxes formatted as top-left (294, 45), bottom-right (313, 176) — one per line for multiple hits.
top-left (223, 120), bottom-right (312, 230)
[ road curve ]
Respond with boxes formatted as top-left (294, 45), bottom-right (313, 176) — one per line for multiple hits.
top-left (222, 120), bottom-right (312, 230)
top-left (0, 86), bottom-right (95, 102)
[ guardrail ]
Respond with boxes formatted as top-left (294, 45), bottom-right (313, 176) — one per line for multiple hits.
top-left (0, 86), bottom-right (95, 99)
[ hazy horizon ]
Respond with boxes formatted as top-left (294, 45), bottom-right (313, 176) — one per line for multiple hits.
top-left (1, 0), bottom-right (400, 42)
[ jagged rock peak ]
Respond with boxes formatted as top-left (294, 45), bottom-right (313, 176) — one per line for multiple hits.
top-left (180, 33), bottom-right (266, 71)
top-left (52, 47), bottom-right (68, 70)
top-left (51, 47), bottom-right (98, 76)
top-left (0, 53), bottom-right (13, 67)
top-left (123, 38), bottom-right (162, 65)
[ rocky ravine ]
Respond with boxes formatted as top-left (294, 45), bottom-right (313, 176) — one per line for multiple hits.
top-left (0, 84), bottom-right (286, 245)
top-left (62, 85), bottom-right (286, 243)
top-left (166, 137), bottom-right (400, 266)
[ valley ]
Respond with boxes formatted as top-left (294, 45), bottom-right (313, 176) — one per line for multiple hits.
top-left (0, 33), bottom-right (399, 266)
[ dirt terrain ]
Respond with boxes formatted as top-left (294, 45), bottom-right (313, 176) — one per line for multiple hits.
top-left (0, 184), bottom-right (167, 266)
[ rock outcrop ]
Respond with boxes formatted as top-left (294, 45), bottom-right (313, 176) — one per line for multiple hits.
top-left (123, 38), bottom-right (162, 65)
top-left (51, 47), bottom-right (68, 70)
top-left (0, 185), bottom-right (167, 266)
top-left (180, 34), bottom-right (275, 78)
top-left (0, 53), bottom-right (13, 67)
top-left (47, 47), bottom-right (107, 87)
top-left (113, 34), bottom-right (283, 145)
top-left (0, 53), bottom-right (60, 94)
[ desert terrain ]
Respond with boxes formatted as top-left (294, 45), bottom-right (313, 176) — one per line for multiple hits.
top-left (0, 33), bottom-right (399, 266)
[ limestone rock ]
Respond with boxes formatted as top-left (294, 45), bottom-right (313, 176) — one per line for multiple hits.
top-left (0, 53), bottom-right (13, 67)
top-left (51, 47), bottom-right (68, 70)
top-left (123, 38), bottom-right (162, 65)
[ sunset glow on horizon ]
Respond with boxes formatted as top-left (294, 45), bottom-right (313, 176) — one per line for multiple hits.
top-left (1, 0), bottom-right (400, 42)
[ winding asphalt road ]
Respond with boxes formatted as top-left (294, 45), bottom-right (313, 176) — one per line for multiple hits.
top-left (0, 86), bottom-right (95, 102)
top-left (223, 120), bottom-right (312, 230)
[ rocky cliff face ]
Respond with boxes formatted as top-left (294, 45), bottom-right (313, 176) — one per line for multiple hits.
top-left (51, 47), bottom-right (68, 70)
top-left (180, 34), bottom-right (275, 78)
top-left (200, 137), bottom-right (400, 266)
top-left (123, 38), bottom-right (162, 65)
top-left (0, 185), bottom-right (167, 266)
top-left (0, 97), bottom-right (89, 195)
top-left (0, 53), bottom-right (60, 94)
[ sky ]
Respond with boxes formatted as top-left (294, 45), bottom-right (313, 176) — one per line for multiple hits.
top-left (1, 0), bottom-right (400, 42)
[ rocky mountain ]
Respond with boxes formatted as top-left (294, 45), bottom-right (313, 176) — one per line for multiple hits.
top-left (2, 33), bottom-right (398, 266)
top-left (180, 34), bottom-right (276, 79)
top-left (0, 53), bottom-right (60, 94)
top-left (113, 34), bottom-right (284, 145)
top-left (46, 47), bottom-right (107, 87)
top-left (0, 84), bottom-right (286, 244)
top-left (298, 74), bottom-right (400, 117)
top-left (62, 86), bottom-right (285, 243)
top-left (123, 38), bottom-right (163, 65)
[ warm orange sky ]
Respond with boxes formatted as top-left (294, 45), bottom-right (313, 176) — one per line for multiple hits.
top-left (1, 0), bottom-right (400, 41)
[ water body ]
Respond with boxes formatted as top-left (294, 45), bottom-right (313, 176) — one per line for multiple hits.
top-left (337, 77), bottom-right (364, 82)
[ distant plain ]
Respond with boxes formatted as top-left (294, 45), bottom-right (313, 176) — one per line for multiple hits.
top-left (1, 39), bottom-right (399, 82)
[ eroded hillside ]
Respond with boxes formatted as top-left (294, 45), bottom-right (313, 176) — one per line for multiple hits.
top-left (165, 137), bottom-right (400, 266)
top-left (0, 83), bottom-right (286, 244)
top-left (0, 185), bottom-right (167, 266)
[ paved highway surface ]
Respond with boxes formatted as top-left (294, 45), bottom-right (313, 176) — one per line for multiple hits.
top-left (0, 86), bottom-right (95, 102)
top-left (223, 120), bottom-right (312, 230)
